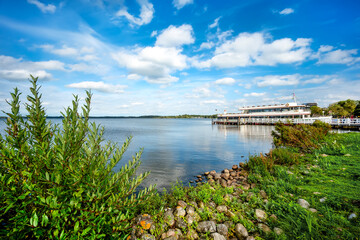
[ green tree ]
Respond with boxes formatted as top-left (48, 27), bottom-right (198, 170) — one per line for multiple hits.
top-left (0, 76), bottom-right (155, 239)
top-left (328, 99), bottom-right (356, 117)
top-left (310, 106), bottom-right (323, 116)
top-left (353, 102), bottom-right (360, 117)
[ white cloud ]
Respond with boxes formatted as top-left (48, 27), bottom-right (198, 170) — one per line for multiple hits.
top-left (302, 75), bottom-right (338, 84)
top-left (127, 73), bottom-right (142, 80)
top-left (315, 45), bottom-right (360, 65)
top-left (279, 8), bottom-right (294, 15)
top-left (115, 0), bottom-right (154, 26)
top-left (209, 17), bottom-right (221, 29)
top-left (244, 92), bottom-right (265, 97)
top-left (215, 77), bottom-right (236, 85)
top-left (173, 0), bottom-right (193, 10)
top-left (112, 46), bottom-right (187, 84)
top-left (68, 63), bottom-right (110, 75)
top-left (66, 81), bottom-right (127, 94)
top-left (155, 24), bottom-right (195, 48)
top-left (256, 74), bottom-right (301, 87)
top-left (27, 0), bottom-right (56, 14)
top-left (199, 42), bottom-right (215, 50)
top-left (201, 99), bottom-right (225, 105)
top-left (0, 55), bottom-right (65, 81)
top-left (193, 32), bottom-right (312, 68)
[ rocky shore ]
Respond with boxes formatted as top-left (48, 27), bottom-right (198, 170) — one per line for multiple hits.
top-left (128, 162), bottom-right (284, 239)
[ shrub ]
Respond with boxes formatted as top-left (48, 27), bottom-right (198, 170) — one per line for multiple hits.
top-left (0, 76), bottom-right (155, 239)
top-left (271, 121), bottom-right (331, 153)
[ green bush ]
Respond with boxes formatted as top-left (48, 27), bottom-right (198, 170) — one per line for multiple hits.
top-left (0, 76), bottom-right (155, 239)
top-left (271, 121), bottom-right (331, 153)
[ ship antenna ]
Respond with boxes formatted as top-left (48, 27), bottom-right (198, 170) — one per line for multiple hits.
top-left (293, 92), bottom-right (297, 104)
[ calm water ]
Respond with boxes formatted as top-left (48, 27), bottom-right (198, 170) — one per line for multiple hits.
top-left (0, 118), bottom-right (274, 190)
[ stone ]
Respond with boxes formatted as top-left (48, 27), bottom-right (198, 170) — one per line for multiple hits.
top-left (320, 197), bottom-right (327, 203)
top-left (178, 200), bottom-right (187, 208)
top-left (185, 229), bottom-right (199, 239)
top-left (189, 201), bottom-right (198, 208)
top-left (224, 221), bottom-right (233, 230)
top-left (348, 213), bottom-right (357, 220)
top-left (209, 201), bottom-right (216, 208)
top-left (210, 170), bottom-right (216, 175)
top-left (239, 162), bottom-right (245, 167)
top-left (246, 192), bottom-right (254, 202)
top-left (186, 215), bottom-right (194, 226)
top-left (216, 205), bottom-right (227, 213)
top-left (216, 224), bottom-right (228, 237)
top-left (246, 237), bottom-right (255, 240)
top-left (234, 223), bottom-right (248, 239)
top-left (207, 175), bottom-right (214, 179)
top-left (137, 214), bottom-right (154, 230)
top-left (211, 233), bottom-right (226, 240)
top-left (208, 179), bottom-right (215, 184)
top-left (345, 153), bottom-right (351, 157)
top-left (220, 179), bottom-right (227, 187)
top-left (174, 206), bottom-right (186, 217)
top-left (223, 169), bottom-right (230, 173)
top-left (269, 214), bottom-right (278, 221)
top-left (214, 173), bottom-right (221, 180)
top-left (221, 172), bottom-right (230, 179)
top-left (287, 170), bottom-right (294, 175)
top-left (255, 209), bottom-right (267, 222)
top-left (175, 217), bottom-right (187, 229)
top-left (320, 154), bottom-right (328, 157)
top-left (230, 172), bottom-right (237, 177)
top-left (141, 234), bottom-right (155, 240)
top-left (313, 192), bottom-right (321, 195)
top-left (163, 237), bottom-right (177, 240)
top-left (196, 175), bottom-right (202, 178)
top-left (309, 208), bottom-right (318, 213)
top-left (187, 206), bottom-right (195, 216)
top-left (164, 209), bottom-right (175, 226)
top-left (258, 223), bottom-right (271, 234)
top-left (250, 183), bottom-right (256, 189)
top-left (297, 199), bottom-right (310, 209)
top-left (225, 210), bottom-right (235, 218)
top-left (193, 212), bottom-right (201, 222)
top-left (274, 227), bottom-right (283, 235)
top-left (196, 221), bottom-right (217, 233)
top-left (232, 164), bottom-right (238, 170)
top-left (204, 171), bottom-right (210, 175)
top-left (259, 190), bottom-right (267, 199)
top-left (224, 194), bottom-right (233, 202)
top-left (242, 183), bottom-right (250, 190)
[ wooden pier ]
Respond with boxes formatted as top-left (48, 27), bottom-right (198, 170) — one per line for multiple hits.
top-left (212, 117), bottom-right (360, 131)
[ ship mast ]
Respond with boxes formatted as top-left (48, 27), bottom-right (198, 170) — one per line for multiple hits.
top-left (293, 92), bottom-right (297, 104)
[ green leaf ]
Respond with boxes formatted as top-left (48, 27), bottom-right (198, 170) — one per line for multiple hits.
top-left (74, 221), bottom-right (79, 233)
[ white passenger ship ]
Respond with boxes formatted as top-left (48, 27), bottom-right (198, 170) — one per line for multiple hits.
top-left (213, 96), bottom-right (332, 125)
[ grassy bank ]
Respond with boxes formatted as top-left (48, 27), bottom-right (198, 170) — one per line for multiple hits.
top-left (133, 128), bottom-right (360, 239)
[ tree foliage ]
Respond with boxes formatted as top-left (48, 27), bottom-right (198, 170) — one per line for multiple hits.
top-left (310, 106), bottom-right (323, 116)
top-left (0, 76), bottom-right (155, 239)
top-left (327, 99), bottom-right (357, 117)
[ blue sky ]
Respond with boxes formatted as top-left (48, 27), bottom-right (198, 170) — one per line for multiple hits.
top-left (0, 0), bottom-right (359, 116)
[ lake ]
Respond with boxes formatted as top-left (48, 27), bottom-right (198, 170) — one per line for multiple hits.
top-left (0, 118), bottom-right (274, 190)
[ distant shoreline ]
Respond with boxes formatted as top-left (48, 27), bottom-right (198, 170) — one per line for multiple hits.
top-left (0, 115), bottom-right (217, 119)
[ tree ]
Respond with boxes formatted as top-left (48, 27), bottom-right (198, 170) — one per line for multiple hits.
top-left (310, 106), bottom-right (323, 116)
top-left (354, 102), bottom-right (360, 117)
top-left (328, 99), bottom-right (356, 117)
top-left (0, 76), bottom-right (155, 239)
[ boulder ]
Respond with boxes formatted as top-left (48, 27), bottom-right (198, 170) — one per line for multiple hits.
top-left (185, 229), bottom-right (199, 239)
top-left (187, 206), bottom-right (195, 216)
top-left (175, 217), bottom-right (187, 229)
top-left (235, 223), bottom-right (248, 239)
top-left (186, 215), bottom-right (194, 226)
top-left (196, 221), bottom-right (217, 233)
top-left (220, 179), bottom-right (227, 187)
top-left (214, 173), bottom-right (222, 180)
top-left (297, 199), bottom-right (310, 209)
top-left (178, 200), bottom-right (187, 208)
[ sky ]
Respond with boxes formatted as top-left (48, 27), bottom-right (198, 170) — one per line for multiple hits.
top-left (0, 0), bottom-right (359, 116)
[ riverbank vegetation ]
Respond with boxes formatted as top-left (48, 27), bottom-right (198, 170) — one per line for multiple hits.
top-left (311, 99), bottom-right (360, 117)
top-left (1, 79), bottom-right (359, 239)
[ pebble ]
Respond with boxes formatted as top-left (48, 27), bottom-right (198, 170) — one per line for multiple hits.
top-left (320, 197), bottom-right (327, 203)
top-left (211, 233), bottom-right (226, 240)
top-left (174, 206), bottom-right (186, 217)
top-left (178, 200), bottom-right (187, 208)
top-left (258, 223), bottom-right (271, 234)
top-left (274, 227), bottom-right (283, 235)
top-left (216, 205), bottom-right (228, 213)
top-left (309, 208), bottom-right (318, 213)
top-left (216, 224), bottom-right (228, 237)
top-left (164, 209), bottom-right (175, 226)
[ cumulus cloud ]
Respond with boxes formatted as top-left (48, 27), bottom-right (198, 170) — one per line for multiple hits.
top-left (192, 32), bottom-right (312, 68)
top-left (66, 81), bottom-right (127, 94)
top-left (0, 55), bottom-right (65, 81)
top-left (244, 92), bottom-right (265, 97)
top-left (115, 0), bottom-right (154, 26)
top-left (173, 0), bottom-right (193, 10)
top-left (27, 0), bottom-right (56, 14)
top-left (215, 77), bottom-right (236, 85)
top-left (155, 24), bottom-right (195, 48)
top-left (255, 74), bottom-right (301, 87)
top-left (37, 44), bottom-right (99, 62)
top-left (112, 46), bottom-right (188, 84)
top-left (279, 8), bottom-right (294, 15)
top-left (201, 99), bottom-right (225, 105)
top-left (315, 45), bottom-right (360, 65)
